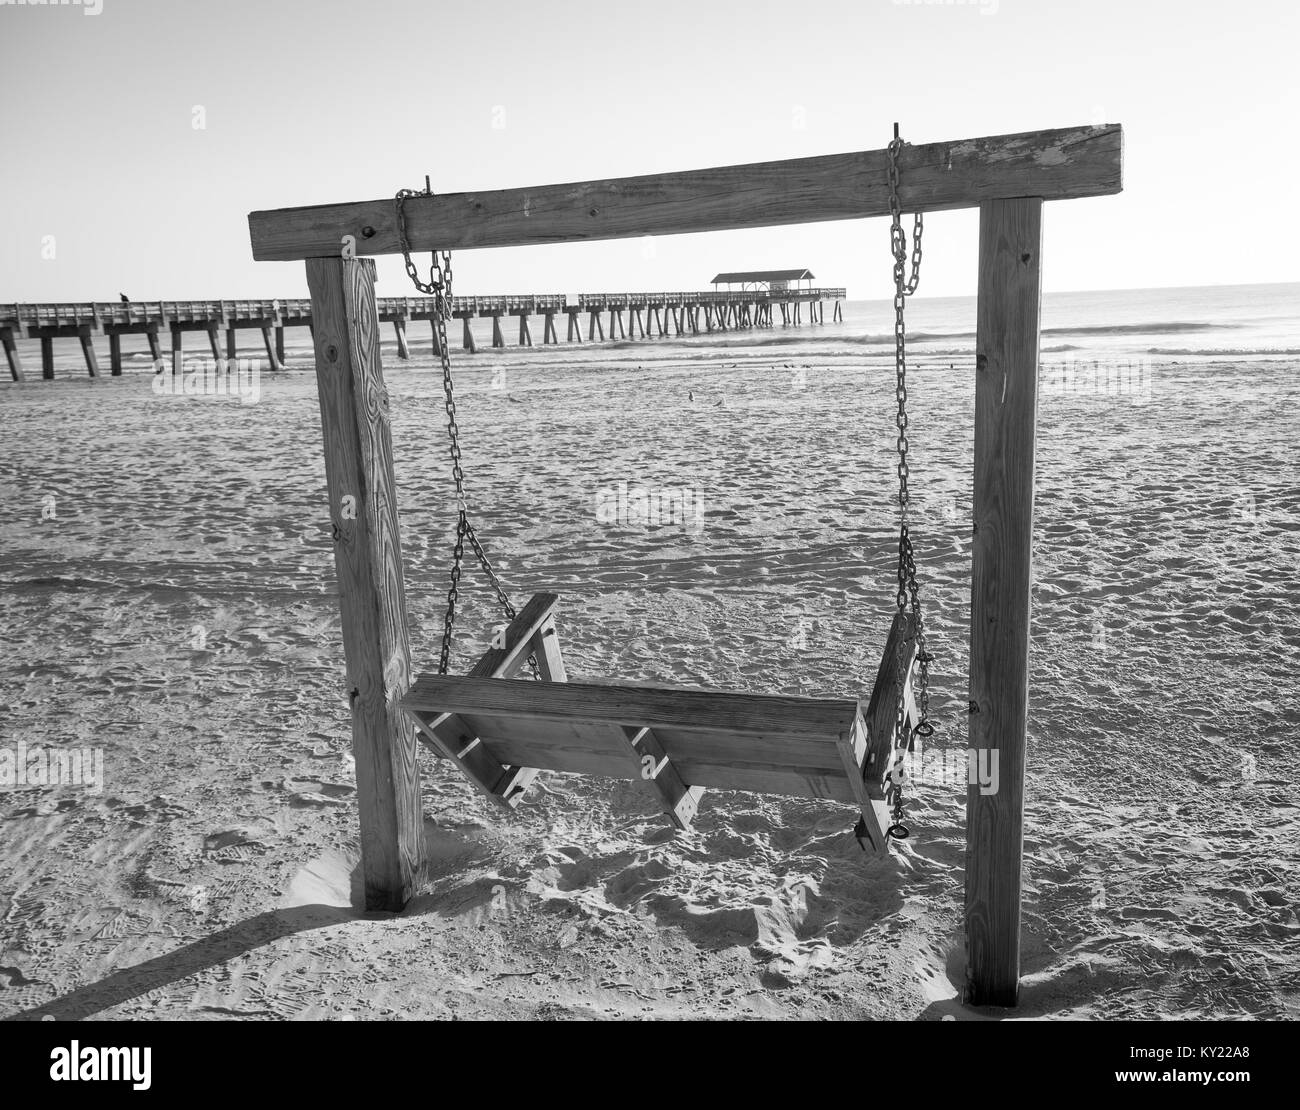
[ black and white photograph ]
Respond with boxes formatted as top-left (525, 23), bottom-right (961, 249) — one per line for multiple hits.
top-left (1, 0), bottom-right (1296, 1078)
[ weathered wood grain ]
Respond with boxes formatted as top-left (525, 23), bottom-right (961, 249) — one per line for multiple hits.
top-left (402, 676), bottom-right (867, 811)
top-left (449, 711), bottom-right (843, 771)
top-left (863, 609), bottom-right (920, 787)
top-left (408, 593), bottom-right (563, 805)
top-left (409, 712), bottom-right (522, 808)
top-left (834, 713), bottom-right (891, 854)
top-left (410, 592), bottom-right (572, 805)
top-left (405, 676), bottom-right (861, 738)
top-left (249, 124), bottom-right (1121, 260)
top-left (964, 198), bottom-right (1042, 1007)
top-left (305, 256), bottom-right (425, 912)
top-left (455, 733), bottom-right (861, 804)
top-left (623, 725), bottom-right (703, 830)
top-left (464, 592), bottom-right (560, 679)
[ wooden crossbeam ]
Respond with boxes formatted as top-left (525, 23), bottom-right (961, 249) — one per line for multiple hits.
top-left (248, 125), bottom-right (1122, 260)
top-left (622, 725), bottom-right (705, 830)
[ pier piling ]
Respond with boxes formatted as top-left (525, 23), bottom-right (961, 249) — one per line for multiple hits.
top-left (2, 328), bottom-right (25, 381)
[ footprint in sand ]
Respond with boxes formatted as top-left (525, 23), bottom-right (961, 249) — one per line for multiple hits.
top-left (283, 778), bottom-right (356, 807)
top-left (203, 824), bottom-right (274, 853)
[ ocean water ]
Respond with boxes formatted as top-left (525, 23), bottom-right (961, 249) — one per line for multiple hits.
top-left (2, 280), bottom-right (1298, 1018)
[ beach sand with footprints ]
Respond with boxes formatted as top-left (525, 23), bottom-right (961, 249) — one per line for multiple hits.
top-left (2, 330), bottom-right (1298, 1019)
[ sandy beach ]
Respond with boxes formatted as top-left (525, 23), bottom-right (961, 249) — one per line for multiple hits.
top-left (2, 322), bottom-right (1297, 1020)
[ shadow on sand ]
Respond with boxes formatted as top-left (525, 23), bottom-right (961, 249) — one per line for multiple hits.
top-left (6, 903), bottom-right (363, 1022)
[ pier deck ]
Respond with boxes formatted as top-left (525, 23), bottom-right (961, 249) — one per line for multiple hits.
top-left (0, 287), bottom-right (845, 380)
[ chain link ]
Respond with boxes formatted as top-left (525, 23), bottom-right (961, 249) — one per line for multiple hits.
top-left (885, 126), bottom-right (935, 839)
top-left (396, 185), bottom-right (538, 680)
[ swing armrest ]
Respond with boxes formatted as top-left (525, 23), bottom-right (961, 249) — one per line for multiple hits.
top-left (863, 610), bottom-right (920, 792)
top-left (466, 592), bottom-right (560, 679)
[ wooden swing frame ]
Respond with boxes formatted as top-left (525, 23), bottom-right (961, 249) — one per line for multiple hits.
top-left (248, 122), bottom-right (1124, 1006)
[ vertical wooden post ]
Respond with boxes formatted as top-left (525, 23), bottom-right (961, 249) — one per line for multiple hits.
top-left (965, 197), bottom-right (1043, 1008)
top-left (461, 315), bottom-right (476, 353)
top-left (145, 326), bottom-right (162, 366)
top-left (304, 255), bottom-right (425, 912)
top-left (171, 325), bottom-right (184, 376)
top-left (207, 325), bottom-right (222, 359)
top-left (109, 332), bottom-right (123, 376)
top-left (226, 327), bottom-right (238, 367)
top-left (78, 326), bottom-right (99, 377)
top-left (275, 324), bottom-right (287, 365)
top-left (430, 316), bottom-right (443, 358)
top-left (3, 328), bottom-right (26, 381)
top-left (394, 318), bottom-right (410, 360)
top-left (41, 335), bottom-right (55, 379)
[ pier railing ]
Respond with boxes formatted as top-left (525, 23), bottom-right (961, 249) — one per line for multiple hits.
top-left (1, 288), bottom-right (848, 334)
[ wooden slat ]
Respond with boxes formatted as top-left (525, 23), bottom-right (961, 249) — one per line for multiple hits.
top-left (465, 592), bottom-right (559, 679)
top-left (305, 256), bottom-right (424, 912)
top-left (470, 725), bottom-right (852, 786)
top-left (420, 706), bottom-right (844, 772)
top-left (409, 711), bottom-right (525, 807)
top-left (531, 617), bottom-right (567, 683)
top-left (249, 125), bottom-right (1122, 260)
top-left (460, 732), bottom-right (861, 803)
top-left (965, 198), bottom-right (1042, 1008)
top-left (408, 691), bottom-right (861, 803)
top-left (403, 676), bottom-right (861, 739)
top-left (623, 726), bottom-right (704, 830)
top-left (834, 713), bottom-right (891, 854)
top-left (863, 609), bottom-right (920, 788)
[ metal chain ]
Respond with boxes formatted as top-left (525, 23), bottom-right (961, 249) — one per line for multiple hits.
top-left (885, 125), bottom-right (935, 840)
top-left (395, 184), bottom-right (539, 679)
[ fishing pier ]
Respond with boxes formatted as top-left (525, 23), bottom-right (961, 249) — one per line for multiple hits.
top-left (0, 280), bottom-right (844, 381)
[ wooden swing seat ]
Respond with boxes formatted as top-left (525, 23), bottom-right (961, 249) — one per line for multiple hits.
top-left (401, 592), bottom-right (919, 854)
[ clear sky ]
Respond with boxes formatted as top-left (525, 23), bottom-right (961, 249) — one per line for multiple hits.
top-left (1, 0), bottom-right (1296, 301)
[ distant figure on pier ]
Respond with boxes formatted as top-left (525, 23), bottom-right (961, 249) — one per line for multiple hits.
top-left (119, 293), bottom-right (129, 303)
